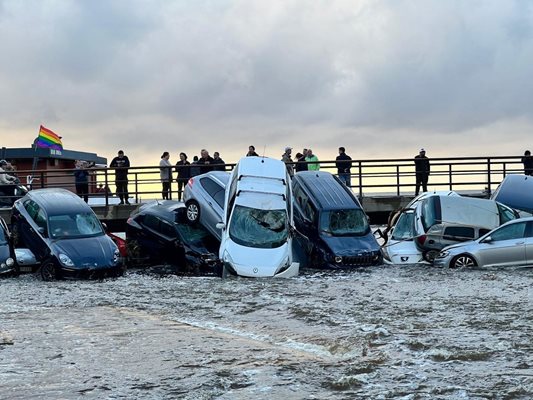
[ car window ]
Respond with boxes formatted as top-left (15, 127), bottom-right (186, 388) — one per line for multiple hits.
top-left (497, 203), bottom-right (517, 224)
top-left (490, 222), bottom-right (526, 241)
top-left (34, 208), bottom-right (47, 232)
top-left (443, 226), bottom-right (475, 239)
top-left (229, 205), bottom-right (288, 248)
top-left (24, 200), bottom-right (39, 221)
top-left (391, 212), bottom-right (416, 240)
top-left (200, 178), bottom-right (223, 197)
top-left (143, 214), bottom-right (160, 231)
top-left (213, 190), bottom-right (225, 208)
top-left (159, 220), bottom-right (178, 239)
top-left (320, 209), bottom-right (369, 236)
top-left (524, 222), bottom-right (533, 238)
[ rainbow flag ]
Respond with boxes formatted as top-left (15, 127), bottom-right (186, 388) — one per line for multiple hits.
top-left (36, 125), bottom-right (63, 150)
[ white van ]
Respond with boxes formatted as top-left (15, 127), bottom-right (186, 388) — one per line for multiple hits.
top-left (216, 157), bottom-right (299, 278)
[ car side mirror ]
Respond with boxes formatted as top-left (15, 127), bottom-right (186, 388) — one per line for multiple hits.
top-left (481, 236), bottom-right (492, 243)
top-left (216, 222), bottom-right (226, 230)
top-left (102, 222), bottom-right (108, 232)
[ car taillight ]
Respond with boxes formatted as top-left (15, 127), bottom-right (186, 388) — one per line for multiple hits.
top-left (187, 177), bottom-right (194, 187)
top-left (127, 217), bottom-right (133, 224)
top-left (417, 234), bottom-right (427, 245)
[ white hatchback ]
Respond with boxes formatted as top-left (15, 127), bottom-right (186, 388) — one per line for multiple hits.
top-left (217, 156), bottom-right (299, 278)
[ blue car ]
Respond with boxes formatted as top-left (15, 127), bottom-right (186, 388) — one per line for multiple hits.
top-left (11, 189), bottom-right (122, 280)
top-left (292, 171), bottom-right (382, 268)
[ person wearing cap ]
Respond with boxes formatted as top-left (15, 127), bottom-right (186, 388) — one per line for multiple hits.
top-left (0, 160), bottom-right (16, 185)
top-left (281, 147), bottom-right (294, 176)
top-left (414, 148), bottom-right (430, 196)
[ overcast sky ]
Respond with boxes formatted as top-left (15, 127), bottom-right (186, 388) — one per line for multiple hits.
top-left (1, 0), bottom-right (532, 165)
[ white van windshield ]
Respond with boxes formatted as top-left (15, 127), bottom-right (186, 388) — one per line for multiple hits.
top-left (319, 209), bottom-right (369, 236)
top-left (49, 213), bottom-right (104, 239)
top-left (229, 205), bottom-right (288, 248)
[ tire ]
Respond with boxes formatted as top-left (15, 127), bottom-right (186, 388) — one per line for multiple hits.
top-left (185, 200), bottom-right (200, 224)
top-left (450, 254), bottom-right (477, 269)
top-left (423, 250), bottom-right (440, 263)
top-left (39, 258), bottom-right (58, 281)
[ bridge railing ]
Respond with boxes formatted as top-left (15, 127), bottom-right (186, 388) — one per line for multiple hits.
top-left (0, 155), bottom-right (527, 206)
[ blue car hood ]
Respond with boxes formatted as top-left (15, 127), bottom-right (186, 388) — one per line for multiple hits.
top-left (320, 233), bottom-right (380, 256)
top-left (50, 235), bottom-right (116, 268)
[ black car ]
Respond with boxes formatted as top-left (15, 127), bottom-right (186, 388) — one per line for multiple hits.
top-left (292, 171), bottom-right (382, 268)
top-left (11, 188), bottom-right (123, 280)
top-left (126, 200), bottom-right (222, 275)
top-left (0, 217), bottom-right (16, 276)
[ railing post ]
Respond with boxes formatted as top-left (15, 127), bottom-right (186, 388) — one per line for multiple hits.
top-left (135, 172), bottom-right (139, 203)
top-left (486, 158), bottom-right (492, 196)
top-left (448, 163), bottom-right (453, 191)
top-left (396, 165), bottom-right (400, 196)
top-left (104, 168), bottom-right (109, 207)
top-left (358, 161), bottom-right (363, 198)
top-left (502, 162), bottom-right (506, 178)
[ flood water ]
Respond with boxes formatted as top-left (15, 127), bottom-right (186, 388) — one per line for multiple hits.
top-left (1, 263), bottom-right (531, 399)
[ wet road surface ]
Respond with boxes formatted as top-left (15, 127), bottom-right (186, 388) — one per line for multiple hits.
top-left (1, 265), bottom-right (532, 399)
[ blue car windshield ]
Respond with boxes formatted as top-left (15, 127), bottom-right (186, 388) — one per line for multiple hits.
top-left (49, 213), bottom-right (104, 239)
top-left (229, 205), bottom-right (288, 248)
top-left (319, 209), bottom-right (369, 236)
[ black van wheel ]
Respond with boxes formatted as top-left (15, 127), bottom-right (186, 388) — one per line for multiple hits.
top-left (40, 259), bottom-right (58, 281)
top-left (422, 250), bottom-right (439, 263)
top-left (186, 200), bottom-right (200, 223)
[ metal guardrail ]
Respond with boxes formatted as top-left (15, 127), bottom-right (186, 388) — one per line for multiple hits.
top-left (0, 155), bottom-right (528, 205)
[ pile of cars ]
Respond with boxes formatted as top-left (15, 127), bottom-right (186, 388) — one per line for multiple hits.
top-left (3, 163), bottom-right (533, 281)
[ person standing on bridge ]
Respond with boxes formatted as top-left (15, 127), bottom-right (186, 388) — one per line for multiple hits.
top-left (305, 149), bottom-right (320, 171)
top-left (521, 150), bottom-right (533, 176)
top-left (110, 150), bottom-right (130, 205)
top-left (159, 151), bottom-right (172, 200)
top-left (414, 148), bottom-right (430, 196)
top-left (335, 147), bottom-right (352, 187)
top-left (175, 152), bottom-right (190, 201)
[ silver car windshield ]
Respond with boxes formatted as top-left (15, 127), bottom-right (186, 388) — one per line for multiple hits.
top-left (229, 205), bottom-right (288, 248)
top-left (49, 213), bottom-right (104, 239)
top-left (319, 209), bottom-right (369, 236)
top-left (391, 212), bottom-right (416, 241)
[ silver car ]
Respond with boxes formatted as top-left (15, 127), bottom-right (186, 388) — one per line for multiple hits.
top-left (183, 171), bottom-right (230, 240)
top-left (434, 217), bottom-right (533, 268)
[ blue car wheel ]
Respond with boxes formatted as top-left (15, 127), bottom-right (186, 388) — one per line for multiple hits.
top-left (40, 258), bottom-right (58, 281)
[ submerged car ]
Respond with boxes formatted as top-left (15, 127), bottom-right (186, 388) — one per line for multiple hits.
top-left (292, 171), bottom-right (382, 268)
top-left (382, 191), bottom-right (518, 264)
top-left (217, 156), bottom-right (299, 278)
top-left (490, 174), bottom-right (533, 216)
top-left (183, 171), bottom-right (230, 240)
top-left (434, 217), bottom-right (533, 268)
top-left (126, 200), bottom-right (221, 274)
top-left (11, 188), bottom-right (122, 280)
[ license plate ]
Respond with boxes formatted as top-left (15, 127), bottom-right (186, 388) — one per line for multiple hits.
top-left (19, 266), bottom-right (33, 272)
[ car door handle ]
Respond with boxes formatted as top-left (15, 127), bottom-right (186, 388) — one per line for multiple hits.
top-left (515, 241), bottom-right (525, 245)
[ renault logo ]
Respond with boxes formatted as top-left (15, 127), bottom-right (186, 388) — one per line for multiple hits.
top-left (401, 256), bottom-right (409, 262)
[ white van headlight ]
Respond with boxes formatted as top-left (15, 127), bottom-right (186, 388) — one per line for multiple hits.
top-left (59, 253), bottom-right (75, 267)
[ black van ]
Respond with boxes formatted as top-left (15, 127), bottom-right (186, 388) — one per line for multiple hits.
top-left (292, 171), bottom-right (382, 268)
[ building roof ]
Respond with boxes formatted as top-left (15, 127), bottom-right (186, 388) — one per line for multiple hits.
top-left (0, 146), bottom-right (107, 165)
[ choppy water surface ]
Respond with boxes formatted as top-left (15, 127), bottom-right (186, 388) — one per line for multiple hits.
top-left (1, 264), bottom-right (531, 399)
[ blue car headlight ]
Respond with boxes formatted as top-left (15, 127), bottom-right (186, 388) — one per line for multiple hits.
top-left (58, 253), bottom-right (75, 267)
top-left (436, 251), bottom-right (449, 259)
top-left (6, 257), bottom-right (15, 267)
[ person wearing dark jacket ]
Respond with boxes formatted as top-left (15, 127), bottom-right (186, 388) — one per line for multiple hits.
top-left (175, 152), bottom-right (191, 201)
top-left (335, 147), bottom-right (352, 186)
top-left (247, 145), bottom-right (259, 157)
top-left (295, 152), bottom-right (308, 172)
top-left (73, 161), bottom-right (90, 203)
top-left (521, 150), bottom-right (533, 176)
top-left (414, 148), bottom-right (430, 196)
top-left (212, 152), bottom-right (226, 171)
top-left (197, 149), bottom-right (214, 174)
top-left (189, 156), bottom-right (201, 177)
top-left (109, 150), bottom-right (131, 204)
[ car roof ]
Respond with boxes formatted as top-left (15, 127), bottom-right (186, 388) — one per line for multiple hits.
top-left (135, 200), bottom-right (184, 221)
top-left (24, 188), bottom-right (93, 215)
top-left (235, 156), bottom-right (287, 181)
top-left (195, 171), bottom-right (231, 186)
top-left (294, 171), bottom-right (361, 210)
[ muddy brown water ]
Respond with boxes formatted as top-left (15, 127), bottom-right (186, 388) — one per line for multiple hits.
top-left (1, 264), bottom-right (531, 399)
